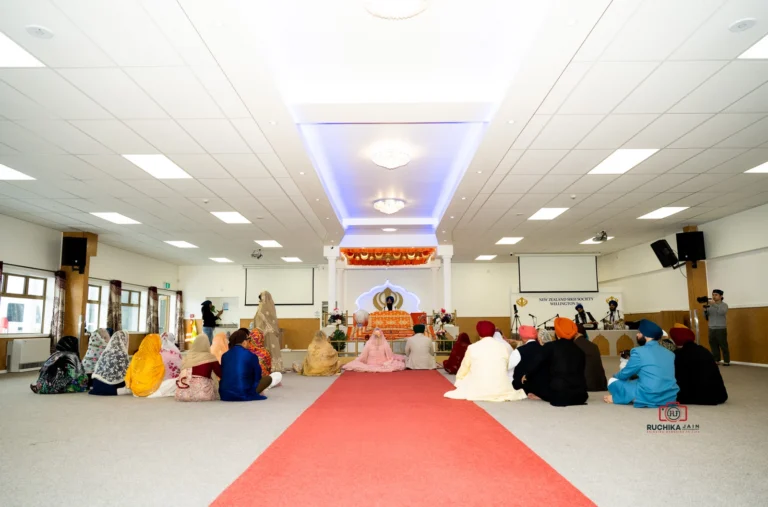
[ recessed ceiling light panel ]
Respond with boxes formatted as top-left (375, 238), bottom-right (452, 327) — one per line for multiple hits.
top-left (91, 212), bottom-right (140, 225)
top-left (528, 208), bottom-right (569, 220)
top-left (122, 154), bottom-right (192, 179)
top-left (0, 164), bottom-right (35, 180)
top-left (588, 149), bottom-right (659, 175)
top-left (496, 237), bottom-right (524, 245)
top-left (638, 207), bottom-right (688, 220)
top-left (211, 211), bottom-right (251, 224)
top-left (255, 240), bottom-right (283, 248)
top-left (281, 257), bottom-right (302, 263)
top-left (580, 236), bottom-right (614, 245)
top-left (0, 32), bottom-right (44, 67)
top-left (745, 161), bottom-right (768, 173)
top-left (209, 258), bottom-right (233, 263)
top-left (165, 241), bottom-right (198, 248)
top-left (475, 255), bottom-right (497, 261)
top-left (739, 32), bottom-right (768, 59)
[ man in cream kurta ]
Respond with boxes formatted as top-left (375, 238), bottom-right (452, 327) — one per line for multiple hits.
top-left (444, 321), bottom-right (527, 402)
top-left (405, 325), bottom-right (437, 370)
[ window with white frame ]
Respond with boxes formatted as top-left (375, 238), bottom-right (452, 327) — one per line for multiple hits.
top-left (121, 289), bottom-right (141, 332)
top-left (85, 284), bottom-right (101, 333)
top-left (158, 294), bottom-right (171, 335)
top-left (1, 274), bottom-right (47, 334)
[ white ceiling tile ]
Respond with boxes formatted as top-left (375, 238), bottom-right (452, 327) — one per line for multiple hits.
top-left (0, 82), bottom-right (57, 120)
top-left (59, 68), bottom-right (168, 120)
top-left (528, 174), bottom-right (581, 194)
top-left (666, 192), bottom-right (719, 207)
top-left (725, 82), bottom-right (768, 113)
top-left (480, 174), bottom-right (504, 193)
top-left (623, 114), bottom-right (712, 148)
top-left (0, 121), bottom-right (65, 154)
top-left (257, 153), bottom-right (290, 178)
top-left (633, 173), bottom-right (695, 193)
top-left (484, 193), bottom-right (522, 209)
top-left (577, 114), bottom-right (658, 149)
top-left (599, 174), bottom-right (657, 193)
top-left (211, 154), bottom-right (270, 178)
top-left (615, 61), bottom-right (727, 114)
top-left (0, 182), bottom-right (46, 199)
top-left (510, 150), bottom-right (568, 174)
top-left (230, 119), bottom-right (273, 153)
top-left (666, 148), bottom-right (745, 174)
top-left (199, 178), bottom-right (251, 198)
top-left (631, 148), bottom-right (702, 174)
top-left (167, 154), bottom-right (230, 179)
top-left (0, 69), bottom-right (111, 120)
top-left (493, 149), bottom-right (524, 175)
top-left (671, 61), bottom-right (768, 113)
top-left (712, 175), bottom-right (768, 195)
top-left (77, 179), bottom-right (146, 199)
top-left (511, 115), bottom-right (550, 150)
top-left (707, 149), bottom-right (768, 174)
top-left (538, 62), bottom-right (592, 114)
top-left (139, 0), bottom-right (217, 67)
top-left (670, 114), bottom-right (765, 149)
top-left (563, 174), bottom-right (617, 194)
top-left (573, 0), bottom-right (642, 62)
top-left (0, 143), bottom-right (18, 155)
top-left (70, 120), bottom-right (159, 153)
top-left (177, 119), bottom-right (250, 153)
top-left (558, 62), bottom-right (657, 114)
top-left (124, 120), bottom-right (205, 153)
top-left (53, 0), bottom-right (183, 66)
top-left (529, 115), bottom-right (603, 149)
top-left (123, 179), bottom-right (175, 198)
top-left (126, 67), bottom-right (224, 119)
top-left (77, 154), bottom-right (150, 179)
top-left (190, 66), bottom-right (250, 118)
top-left (0, 154), bottom-right (103, 180)
top-left (4, 181), bottom-right (76, 199)
top-left (574, 193), bottom-right (624, 209)
top-left (276, 178), bottom-right (303, 196)
top-left (549, 150), bottom-right (613, 175)
top-left (495, 174), bottom-right (542, 193)
top-left (716, 117), bottom-right (768, 148)
top-left (16, 120), bottom-right (110, 154)
top-left (677, 173), bottom-right (732, 193)
top-left (162, 179), bottom-right (215, 197)
top-left (240, 178), bottom-right (285, 197)
top-left (512, 193), bottom-right (557, 210)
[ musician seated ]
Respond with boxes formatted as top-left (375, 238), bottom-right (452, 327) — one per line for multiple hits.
top-left (574, 304), bottom-right (597, 331)
top-left (603, 299), bottom-right (624, 330)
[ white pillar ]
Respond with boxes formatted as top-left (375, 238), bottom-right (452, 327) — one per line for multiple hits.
top-left (442, 255), bottom-right (452, 312)
top-left (324, 246), bottom-right (340, 310)
top-left (431, 265), bottom-right (440, 312)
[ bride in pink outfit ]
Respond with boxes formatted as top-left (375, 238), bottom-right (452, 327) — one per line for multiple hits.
top-left (342, 328), bottom-right (406, 373)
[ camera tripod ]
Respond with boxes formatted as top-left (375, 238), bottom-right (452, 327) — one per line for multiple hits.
top-left (511, 311), bottom-right (522, 338)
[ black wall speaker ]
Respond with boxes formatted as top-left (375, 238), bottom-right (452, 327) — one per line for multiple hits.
top-left (676, 231), bottom-right (706, 262)
top-left (61, 237), bottom-right (87, 273)
top-left (650, 239), bottom-right (679, 268)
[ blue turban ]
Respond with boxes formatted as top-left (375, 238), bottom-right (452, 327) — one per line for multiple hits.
top-left (575, 303), bottom-right (584, 310)
top-left (638, 319), bottom-right (662, 340)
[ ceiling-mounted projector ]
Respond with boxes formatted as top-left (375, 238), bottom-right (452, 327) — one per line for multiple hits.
top-left (593, 231), bottom-right (609, 242)
top-left (251, 249), bottom-right (263, 259)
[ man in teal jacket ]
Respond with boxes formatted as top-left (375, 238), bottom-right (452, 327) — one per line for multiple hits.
top-left (604, 320), bottom-right (679, 407)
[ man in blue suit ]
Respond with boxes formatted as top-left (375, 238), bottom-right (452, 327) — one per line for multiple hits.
top-left (604, 320), bottom-right (679, 407)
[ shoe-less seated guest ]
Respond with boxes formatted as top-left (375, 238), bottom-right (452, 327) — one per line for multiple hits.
top-left (175, 333), bottom-right (223, 402)
top-left (125, 334), bottom-right (165, 397)
top-left (509, 325), bottom-right (544, 393)
top-left (444, 321), bottom-right (526, 402)
top-left (82, 328), bottom-right (110, 386)
top-left (442, 332), bottom-right (471, 374)
top-left (342, 328), bottom-right (406, 372)
top-left (30, 336), bottom-right (88, 394)
top-left (574, 323), bottom-right (608, 391)
top-left (220, 329), bottom-right (282, 401)
top-left (405, 324), bottom-right (437, 370)
top-left (293, 330), bottom-right (341, 376)
top-left (670, 326), bottom-right (728, 405)
top-left (604, 320), bottom-right (679, 407)
top-left (90, 331), bottom-right (130, 396)
top-left (210, 332), bottom-right (230, 363)
top-left (523, 318), bottom-right (588, 407)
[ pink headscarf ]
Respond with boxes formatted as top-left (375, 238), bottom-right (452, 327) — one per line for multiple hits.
top-left (160, 333), bottom-right (182, 379)
top-left (361, 328), bottom-right (393, 362)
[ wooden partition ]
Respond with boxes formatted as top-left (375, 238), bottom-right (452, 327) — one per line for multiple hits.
top-left (238, 318), bottom-right (320, 350)
top-left (127, 333), bottom-right (148, 355)
top-left (454, 316), bottom-right (511, 343)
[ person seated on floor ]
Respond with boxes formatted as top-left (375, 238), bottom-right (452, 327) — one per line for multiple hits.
top-left (242, 328), bottom-right (283, 386)
top-left (443, 332), bottom-right (471, 374)
top-left (30, 336), bottom-right (88, 394)
top-left (493, 328), bottom-right (513, 357)
top-left (670, 326), bottom-right (728, 405)
top-left (125, 334), bottom-right (165, 397)
top-left (405, 324), bottom-right (437, 370)
top-left (220, 329), bottom-right (282, 401)
top-left (293, 330), bottom-right (341, 376)
top-left (444, 321), bottom-right (526, 402)
top-left (604, 320), bottom-right (679, 407)
top-left (523, 318), bottom-right (588, 407)
top-left (509, 325), bottom-right (545, 392)
top-left (175, 333), bottom-right (223, 402)
top-left (90, 331), bottom-right (130, 396)
top-left (82, 328), bottom-right (110, 387)
top-left (342, 328), bottom-right (406, 372)
top-left (146, 333), bottom-right (183, 398)
top-left (575, 323), bottom-right (608, 392)
top-left (211, 332), bottom-right (230, 363)
top-left (659, 330), bottom-right (677, 353)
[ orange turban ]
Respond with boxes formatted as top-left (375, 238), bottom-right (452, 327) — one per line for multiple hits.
top-left (672, 323), bottom-right (689, 329)
top-left (476, 320), bottom-right (496, 338)
top-left (554, 318), bottom-right (578, 340)
top-left (519, 325), bottom-right (538, 341)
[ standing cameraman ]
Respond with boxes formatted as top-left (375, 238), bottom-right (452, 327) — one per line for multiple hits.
top-left (705, 289), bottom-right (730, 366)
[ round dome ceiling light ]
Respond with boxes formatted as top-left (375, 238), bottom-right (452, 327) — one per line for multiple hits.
top-left (373, 198), bottom-right (406, 215)
top-left (371, 149), bottom-right (410, 170)
top-left (365, 0), bottom-right (428, 20)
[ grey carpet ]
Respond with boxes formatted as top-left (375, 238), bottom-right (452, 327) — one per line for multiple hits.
top-left (0, 372), bottom-right (337, 507)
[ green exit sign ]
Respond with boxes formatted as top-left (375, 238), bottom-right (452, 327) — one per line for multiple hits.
top-left (164, 282), bottom-right (171, 289)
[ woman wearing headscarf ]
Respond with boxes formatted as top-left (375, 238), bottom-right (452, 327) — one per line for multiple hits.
top-left (443, 332), bottom-right (471, 374)
top-left (175, 333), bottom-right (222, 402)
top-left (30, 336), bottom-right (88, 394)
top-left (342, 328), bottom-right (405, 372)
top-left (82, 328), bottom-right (110, 383)
top-left (524, 318), bottom-right (589, 407)
top-left (670, 326), bottom-right (727, 405)
top-left (219, 329), bottom-right (282, 401)
top-left (90, 331), bottom-right (130, 396)
top-left (201, 300), bottom-right (223, 344)
top-left (252, 291), bottom-right (284, 372)
top-left (293, 330), bottom-right (341, 376)
top-left (125, 334), bottom-right (165, 397)
top-left (243, 328), bottom-right (273, 378)
top-left (144, 333), bottom-right (183, 398)
top-left (210, 332), bottom-right (229, 363)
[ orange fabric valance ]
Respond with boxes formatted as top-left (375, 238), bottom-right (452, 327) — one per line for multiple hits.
top-left (340, 247), bottom-right (436, 266)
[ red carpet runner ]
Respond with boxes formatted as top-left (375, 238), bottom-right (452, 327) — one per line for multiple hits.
top-left (213, 370), bottom-right (595, 507)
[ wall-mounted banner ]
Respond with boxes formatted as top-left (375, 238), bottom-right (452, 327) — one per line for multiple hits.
top-left (510, 292), bottom-right (624, 326)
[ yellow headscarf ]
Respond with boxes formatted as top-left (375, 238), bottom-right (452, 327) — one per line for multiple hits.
top-left (125, 334), bottom-right (164, 397)
top-left (210, 332), bottom-right (229, 363)
top-left (301, 330), bottom-right (340, 376)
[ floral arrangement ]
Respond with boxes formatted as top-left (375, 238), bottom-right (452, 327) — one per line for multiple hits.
top-left (433, 308), bottom-right (453, 326)
top-left (328, 308), bottom-right (345, 326)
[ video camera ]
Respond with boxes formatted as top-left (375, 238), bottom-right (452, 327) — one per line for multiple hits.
top-left (696, 296), bottom-right (711, 304)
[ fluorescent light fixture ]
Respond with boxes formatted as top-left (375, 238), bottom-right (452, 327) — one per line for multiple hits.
top-left (122, 154), bottom-right (191, 179)
top-left (638, 207), bottom-right (689, 220)
top-left (496, 237), bottom-right (524, 245)
top-left (281, 257), bottom-right (302, 263)
top-left (745, 161), bottom-right (768, 173)
top-left (255, 240), bottom-right (282, 248)
top-left (739, 33), bottom-right (768, 59)
top-left (0, 164), bottom-right (35, 180)
top-left (529, 208), bottom-right (569, 220)
top-left (588, 149), bottom-right (659, 175)
top-left (165, 241), bottom-right (198, 248)
top-left (0, 32), bottom-right (44, 67)
top-left (382, 228), bottom-right (398, 232)
top-left (475, 255), bottom-right (497, 261)
top-left (209, 257), bottom-right (233, 263)
top-left (90, 212), bottom-right (140, 225)
top-left (211, 211), bottom-right (250, 224)
top-left (581, 236), bottom-right (614, 245)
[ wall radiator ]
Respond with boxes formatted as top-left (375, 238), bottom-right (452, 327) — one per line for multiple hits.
top-left (8, 339), bottom-right (50, 372)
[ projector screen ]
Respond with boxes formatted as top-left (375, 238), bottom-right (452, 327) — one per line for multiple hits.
top-left (518, 255), bottom-right (598, 293)
top-left (245, 267), bottom-right (314, 305)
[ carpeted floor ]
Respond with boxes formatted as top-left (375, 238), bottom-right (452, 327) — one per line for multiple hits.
top-left (2, 359), bottom-right (767, 507)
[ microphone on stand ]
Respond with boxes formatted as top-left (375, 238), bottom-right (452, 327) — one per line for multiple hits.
top-left (513, 304), bottom-right (518, 314)
top-left (528, 314), bottom-right (535, 319)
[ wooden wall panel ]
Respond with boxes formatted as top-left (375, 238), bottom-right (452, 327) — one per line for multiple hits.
top-left (239, 318), bottom-right (321, 350)
top-left (454, 317), bottom-right (512, 343)
top-left (128, 333), bottom-right (147, 355)
top-left (727, 307), bottom-right (768, 364)
top-left (0, 339), bottom-right (8, 370)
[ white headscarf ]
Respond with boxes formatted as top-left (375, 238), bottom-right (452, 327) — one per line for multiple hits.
top-left (82, 328), bottom-right (110, 375)
top-left (92, 331), bottom-right (129, 385)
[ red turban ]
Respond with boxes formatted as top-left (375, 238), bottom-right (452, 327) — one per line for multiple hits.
top-left (476, 320), bottom-right (496, 338)
top-left (670, 327), bottom-right (695, 347)
top-left (554, 318), bottom-right (578, 340)
top-left (519, 325), bottom-right (537, 341)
